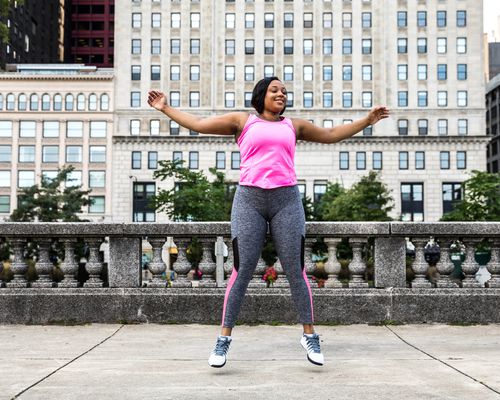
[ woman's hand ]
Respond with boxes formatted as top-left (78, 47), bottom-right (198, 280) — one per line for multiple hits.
top-left (367, 106), bottom-right (390, 125)
top-left (148, 90), bottom-right (168, 111)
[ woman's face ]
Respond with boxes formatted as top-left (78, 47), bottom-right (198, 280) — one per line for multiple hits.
top-left (263, 80), bottom-right (287, 114)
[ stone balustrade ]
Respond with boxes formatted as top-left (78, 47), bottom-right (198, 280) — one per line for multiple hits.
top-left (0, 222), bottom-right (499, 324)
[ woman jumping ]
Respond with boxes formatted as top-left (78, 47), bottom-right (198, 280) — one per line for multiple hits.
top-left (148, 77), bottom-right (389, 368)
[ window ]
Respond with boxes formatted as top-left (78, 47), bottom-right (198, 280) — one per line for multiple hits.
top-left (150, 120), bottom-right (160, 136)
top-left (130, 120), bottom-right (140, 135)
top-left (398, 119), bottom-right (408, 135)
top-left (131, 65), bottom-right (141, 80)
top-left (323, 12), bottom-right (333, 28)
top-left (297, 183), bottom-right (306, 201)
top-left (66, 146), bottom-right (82, 163)
top-left (90, 121), bottom-right (106, 138)
top-left (362, 92), bottom-right (372, 108)
top-left (417, 38), bottom-right (427, 53)
top-left (342, 92), bottom-right (352, 108)
top-left (342, 39), bottom-right (352, 54)
top-left (313, 182), bottom-right (327, 203)
top-left (132, 183), bottom-right (155, 222)
top-left (323, 39), bottom-right (332, 55)
top-left (90, 146), bottom-right (106, 163)
top-left (457, 91), bottom-right (467, 107)
top-left (132, 12), bottom-right (141, 28)
top-left (457, 151), bottom-right (466, 169)
top-left (0, 121), bottom-right (12, 137)
top-left (418, 91), bottom-right (428, 107)
top-left (363, 126), bottom-right (373, 136)
top-left (339, 152), bottom-right (349, 169)
top-left (401, 183), bottom-right (424, 221)
top-left (89, 196), bottom-right (105, 214)
top-left (284, 39), bottom-right (294, 55)
top-left (397, 11), bottom-right (407, 27)
top-left (18, 171), bottom-right (35, 188)
top-left (457, 38), bottom-right (467, 54)
top-left (417, 64), bottom-right (427, 80)
top-left (304, 39), bottom-right (313, 55)
top-left (66, 171), bottom-right (82, 188)
top-left (171, 12), bottom-right (181, 28)
top-left (30, 94), bottom-right (39, 110)
top-left (399, 151), bottom-right (408, 169)
top-left (190, 39), bottom-right (200, 54)
top-left (245, 13), bottom-right (255, 28)
top-left (225, 66), bottom-right (235, 81)
top-left (188, 151), bottom-right (199, 169)
top-left (286, 92), bottom-right (294, 107)
top-left (417, 11), bottom-right (427, 27)
top-left (0, 196), bottom-right (10, 213)
top-left (172, 151), bottom-right (183, 165)
top-left (362, 39), bottom-right (372, 54)
top-left (323, 92), bottom-right (333, 108)
top-left (264, 65), bottom-right (274, 78)
top-left (0, 171), bottom-right (10, 187)
top-left (100, 94), bottom-right (109, 111)
top-left (356, 152), bottom-right (366, 170)
top-left (0, 145), bottom-right (11, 162)
top-left (131, 39), bottom-right (141, 54)
top-left (225, 39), bottom-right (235, 55)
top-left (170, 92), bottom-right (180, 107)
top-left (398, 91), bottom-right (408, 107)
top-left (231, 152), bottom-right (240, 169)
top-left (438, 119), bottom-right (448, 135)
top-left (284, 13), bottom-right (294, 28)
top-left (191, 12), bottom-right (200, 28)
top-left (148, 151), bottom-right (158, 169)
top-left (397, 64), bottom-right (407, 80)
top-left (42, 146), bottom-right (59, 163)
top-left (151, 65), bottom-right (161, 81)
top-left (343, 65), bottom-right (352, 80)
top-left (437, 11), bottom-right (446, 27)
top-left (397, 38), bottom-right (407, 53)
top-left (440, 151), bottom-right (450, 169)
top-left (225, 92), bottom-right (235, 108)
top-left (88, 94), bottom-right (98, 111)
top-left (245, 39), bottom-right (254, 54)
top-left (65, 94), bottom-right (74, 111)
top-left (458, 119), bottom-right (468, 135)
top-left (342, 12), bottom-right (352, 28)
top-left (132, 151), bottom-right (142, 169)
top-left (19, 146), bottom-right (35, 163)
top-left (437, 91), bottom-right (448, 107)
top-left (89, 171), bottom-right (105, 188)
top-left (437, 38), bottom-right (447, 53)
top-left (418, 119), bottom-right (428, 135)
top-left (362, 12), bottom-right (372, 28)
top-left (264, 39), bottom-right (274, 54)
top-left (54, 94), bottom-right (63, 111)
top-left (67, 121), bottom-right (83, 137)
top-left (373, 152), bottom-right (382, 170)
top-left (265, 13), bottom-right (274, 28)
top-left (304, 92), bottom-right (313, 108)
top-left (216, 152), bottom-right (225, 169)
top-left (189, 92), bottom-right (200, 107)
top-left (152, 12), bottom-right (161, 28)
top-left (415, 151), bottom-right (425, 170)
top-left (244, 92), bottom-right (252, 107)
top-left (303, 65), bottom-right (313, 81)
top-left (170, 121), bottom-right (180, 135)
top-left (437, 64), bottom-right (447, 80)
top-left (41, 94), bottom-right (50, 111)
top-left (131, 92), bottom-right (141, 107)
top-left (303, 12), bottom-right (313, 28)
top-left (225, 13), bottom-right (235, 28)
top-left (170, 39), bottom-right (180, 54)
top-left (43, 121), bottom-right (59, 137)
top-left (457, 64), bottom-right (467, 80)
top-left (151, 39), bottom-right (161, 54)
top-left (323, 66), bottom-right (332, 81)
top-left (457, 10), bottom-right (466, 27)
top-left (283, 65), bottom-right (293, 81)
top-left (442, 183), bottom-right (462, 214)
top-left (190, 65), bottom-right (200, 81)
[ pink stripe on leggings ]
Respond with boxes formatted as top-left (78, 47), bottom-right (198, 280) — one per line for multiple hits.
top-left (302, 268), bottom-right (314, 322)
top-left (221, 268), bottom-right (239, 327)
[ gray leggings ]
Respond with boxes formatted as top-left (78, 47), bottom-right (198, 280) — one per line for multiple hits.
top-left (222, 185), bottom-right (314, 328)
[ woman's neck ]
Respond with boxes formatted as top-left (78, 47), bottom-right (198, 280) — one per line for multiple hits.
top-left (258, 111), bottom-right (281, 121)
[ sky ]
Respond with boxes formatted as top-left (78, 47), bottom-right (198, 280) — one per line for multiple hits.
top-left (484, 0), bottom-right (500, 41)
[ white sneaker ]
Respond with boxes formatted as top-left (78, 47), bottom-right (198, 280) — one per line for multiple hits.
top-left (300, 333), bottom-right (324, 366)
top-left (208, 335), bottom-right (232, 368)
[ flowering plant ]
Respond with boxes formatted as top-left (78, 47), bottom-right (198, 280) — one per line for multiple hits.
top-left (262, 266), bottom-right (278, 287)
top-left (311, 276), bottom-right (326, 288)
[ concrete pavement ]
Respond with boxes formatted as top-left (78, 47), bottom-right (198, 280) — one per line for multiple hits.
top-left (2, 323), bottom-right (500, 400)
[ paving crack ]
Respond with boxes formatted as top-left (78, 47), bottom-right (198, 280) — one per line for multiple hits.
top-left (11, 325), bottom-right (125, 400)
top-left (385, 325), bottom-right (500, 397)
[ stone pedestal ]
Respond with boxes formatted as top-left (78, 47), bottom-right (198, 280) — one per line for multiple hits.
top-left (58, 239), bottom-right (79, 288)
top-left (411, 238), bottom-right (432, 288)
top-left (31, 239), bottom-right (54, 288)
top-left (324, 238), bottom-right (343, 288)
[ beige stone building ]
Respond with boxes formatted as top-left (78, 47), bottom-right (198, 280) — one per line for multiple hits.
top-left (0, 64), bottom-right (114, 221)
top-left (112, 0), bottom-right (488, 222)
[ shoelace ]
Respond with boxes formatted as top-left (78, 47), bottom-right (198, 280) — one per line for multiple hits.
top-left (214, 338), bottom-right (230, 356)
top-left (305, 335), bottom-right (321, 353)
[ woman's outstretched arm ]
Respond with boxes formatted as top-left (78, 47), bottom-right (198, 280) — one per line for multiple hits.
top-left (293, 105), bottom-right (390, 144)
top-left (147, 90), bottom-right (247, 136)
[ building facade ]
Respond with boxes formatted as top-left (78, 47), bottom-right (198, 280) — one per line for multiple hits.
top-left (112, 0), bottom-right (487, 222)
top-left (486, 73), bottom-right (500, 173)
top-left (0, 64), bottom-right (114, 220)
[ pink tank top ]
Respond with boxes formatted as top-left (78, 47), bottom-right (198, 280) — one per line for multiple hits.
top-left (237, 114), bottom-right (297, 189)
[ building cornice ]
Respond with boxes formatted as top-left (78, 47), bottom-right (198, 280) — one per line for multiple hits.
top-left (0, 74), bottom-right (114, 81)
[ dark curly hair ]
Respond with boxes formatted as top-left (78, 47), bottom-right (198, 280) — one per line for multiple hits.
top-left (251, 76), bottom-right (286, 115)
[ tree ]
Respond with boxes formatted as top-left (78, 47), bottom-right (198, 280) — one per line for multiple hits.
top-left (0, 0), bottom-right (23, 44)
top-left (441, 170), bottom-right (500, 221)
top-left (314, 182), bottom-right (345, 221)
top-left (10, 166), bottom-right (92, 222)
top-left (152, 159), bottom-right (234, 221)
top-left (320, 171), bottom-right (394, 221)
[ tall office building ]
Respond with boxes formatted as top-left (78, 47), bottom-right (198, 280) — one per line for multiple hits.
top-left (486, 74), bottom-right (500, 173)
top-left (112, 0), bottom-right (487, 222)
top-left (0, 0), bottom-right (65, 70)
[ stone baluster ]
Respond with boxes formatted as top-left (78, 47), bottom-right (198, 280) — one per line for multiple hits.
top-left (223, 238), bottom-right (234, 287)
top-left (410, 238), bottom-right (432, 288)
top-left (273, 257), bottom-right (289, 288)
top-left (83, 238), bottom-right (104, 288)
top-left (198, 238), bottom-right (216, 288)
top-left (348, 238), bottom-right (369, 288)
top-left (324, 238), bottom-right (343, 288)
top-left (304, 238), bottom-right (317, 287)
top-left (171, 238), bottom-right (192, 288)
top-left (249, 255), bottom-right (266, 288)
top-left (486, 239), bottom-right (500, 288)
top-left (147, 237), bottom-right (167, 288)
top-left (5, 238), bottom-right (28, 288)
top-left (31, 239), bottom-right (55, 288)
top-left (461, 239), bottom-right (483, 288)
top-left (58, 238), bottom-right (79, 288)
top-left (435, 238), bottom-right (458, 288)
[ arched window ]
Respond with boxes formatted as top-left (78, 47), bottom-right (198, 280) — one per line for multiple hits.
top-left (0, 94), bottom-right (3, 110)
top-left (30, 94), bottom-right (39, 111)
top-left (100, 93), bottom-right (109, 111)
top-left (41, 93), bottom-right (51, 111)
top-left (18, 93), bottom-right (27, 111)
top-left (65, 94), bottom-right (74, 111)
top-left (88, 93), bottom-right (98, 111)
top-left (53, 94), bottom-right (62, 111)
top-left (77, 93), bottom-right (85, 111)
top-left (6, 93), bottom-right (15, 110)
